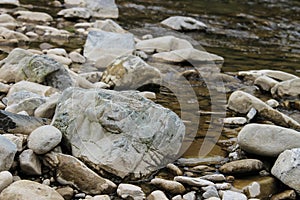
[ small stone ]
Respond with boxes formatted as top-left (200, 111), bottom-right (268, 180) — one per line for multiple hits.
top-left (166, 163), bottom-right (183, 176)
top-left (2, 134), bottom-right (26, 152)
top-left (57, 7), bottom-right (91, 19)
top-left (243, 182), bottom-right (260, 198)
top-left (214, 183), bottom-right (231, 190)
top-left (27, 125), bottom-right (62, 154)
top-left (42, 179), bottom-right (51, 186)
top-left (219, 190), bottom-right (247, 200)
top-left (246, 107), bottom-right (257, 121)
top-left (206, 198), bottom-right (221, 200)
top-left (183, 191), bottom-right (196, 200)
top-left (270, 190), bottom-right (296, 200)
top-left (14, 11), bottom-right (53, 23)
top-left (147, 190), bottom-right (168, 200)
top-left (161, 16), bottom-right (207, 31)
top-left (19, 149), bottom-right (42, 175)
top-left (47, 54), bottom-right (72, 66)
top-left (91, 195), bottom-right (111, 200)
top-left (191, 165), bottom-right (215, 172)
top-left (200, 174), bottom-right (226, 182)
top-left (75, 193), bottom-right (86, 198)
top-left (174, 176), bottom-right (214, 187)
top-left (151, 178), bottom-right (185, 194)
top-left (0, 135), bottom-right (17, 171)
top-left (265, 99), bottom-right (279, 108)
top-left (0, 82), bottom-right (10, 93)
top-left (117, 183), bottom-right (145, 200)
top-left (34, 93), bottom-right (60, 118)
top-left (219, 159), bottom-right (263, 174)
top-left (0, 171), bottom-right (13, 192)
top-left (56, 186), bottom-right (74, 200)
top-left (254, 76), bottom-right (278, 91)
top-left (69, 51), bottom-right (86, 63)
top-left (202, 185), bottom-right (219, 199)
top-left (138, 91), bottom-right (157, 100)
top-left (223, 117), bottom-right (247, 125)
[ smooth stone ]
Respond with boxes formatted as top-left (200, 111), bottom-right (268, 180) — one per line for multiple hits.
top-left (0, 171), bottom-right (13, 192)
top-left (183, 191), bottom-right (196, 200)
top-left (271, 148), bottom-right (300, 194)
top-left (25, 31), bottom-right (39, 39)
top-left (34, 93), bottom-right (60, 118)
top-left (14, 11), bottom-right (53, 23)
top-left (27, 125), bottom-right (62, 154)
top-left (79, 72), bottom-right (102, 83)
top-left (151, 178), bottom-right (185, 194)
top-left (44, 48), bottom-right (68, 57)
top-left (0, 14), bottom-right (17, 29)
top-left (0, 180), bottom-right (64, 200)
top-left (200, 174), bottom-right (226, 182)
top-left (19, 149), bottom-right (42, 175)
top-left (56, 186), bottom-right (74, 200)
top-left (136, 36), bottom-right (193, 53)
top-left (202, 185), bottom-right (219, 198)
top-left (8, 81), bottom-right (57, 97)
top-left (138, 91), bottom-right (156, 100)
top-left (69, 51), bottom-right (86, 63)
top-left (85, 0), bottom-right (119, 19)
top-left (206, 198), bottom-right (221, 200)
top-left (75, 22), bottom-right (93, 29)
top-left (147, 190), bottom-right (168, 200)
top-left (238, 70), bottom-right (299, 82)
top-left (227, 91), bottom-right (300, 129)
top-left (44, 153), bottom-right (116, 195)
top-left (2, 134), bottom-right (26, 152)
top-left (214, 183), bottom-right (231, 190)
top-left (270, 190), bottom-right (296, 200)
top-left (58, 7), bottom-right (91, 19)
top-left (0, 82), bottom-right (10, 93)
top-left (219, 190), bottom-right (247, 200)
top-left (0, 135), bottom-right (17, 171)
top-left (47, 54), bottom-right (72, 66)
top-left (223, 117), bottom-right (247, 125)
top-left (166, 163), bottom-right (183, 176)
top-left (0, 0), bottom-right (19, 6)
top-left (243, 181), bottom-right (260, 198)
top-left (219, 159), bottom-right (263, 174)
top-left (93, 19), bottom-right (126, 33)
top-left (271, 78), bottom-right (300, 99)
top-left (101, 55), bottom-right (161, 90)
top-left (265, 99), bottom-right (279, 108)
top-left (91, 195), bottom-right (111, 200)
top-left (254, 75), bottom-right (278, 91)
top-left (0, 27), bottom-right (29, 42)
top-left (117, 184), bottom-right (145, 200)
top-left (161, 16), bottom-right (207, 31)
top-left (35, 25), bottom-right (71, 38)
top-left (238, 124), bottom-right (300, 157)
top-left (174, 176), bottom-right (214, 187)
top-left (64, 0), bottom-right (85, 7)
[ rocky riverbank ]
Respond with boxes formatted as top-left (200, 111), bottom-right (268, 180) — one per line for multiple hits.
top-left (0, 0), bottom-right (300, 199)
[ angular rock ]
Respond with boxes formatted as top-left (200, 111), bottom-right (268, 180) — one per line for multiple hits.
top-left (101, 55), bottom-right (162, 89)
top-left (19, 149), bottom-right (42, 175)
top-left (0, 0), bottom-right (19, 6)
top-left (151, 178), bottom-right (185, 194)
top-left (56, 186), bottom-right (74, 200)
top-left (117, 184), bottom-right (145, 200)
top-left (136, 36), bottom-right (193, 53)
top-left (152, 48), bottom-right (224, 64)
top-left (0, 180), bottom-right (64, 200)
top-left (0, 135), bottom-right (17, 171)
top-left (83, 30), bottom-right (135, 65)
top-left (44, 153), bottom-right (116, 195)
top-left (58, 7), bottom-right (91, 19)
top-left (243, 182), bottom-right (260, 198)
top-left (27, 125), bottom-right (62, 154)
top-left (2, 134), bottom-right (26, 152)
top-left (0, 110), bottom-right (50, 135)
top-left (0, 27), bottom-right (29, 42)
top-left (161, 16), bottom-right (207, 31)
top-left (14, 11), bottom-right (53, 23)
top-left (271, 148), bottom-right (300, 194)
top-left (271, 78), bottom-right (300, 99)
top-left (85, 0), bottom-right (118, 19)
top-left (238, 124), bottom-right (300, 157)
top-left (227, 91), bottom-right (300, 129)
top-left (93, 19), bottom-right (126, 33)
top-left (92, 195), bottom-right (111, 200)
top-left (219, 190), bottom-right (247, 200)
top-left (147, 190), bottom-right (168, 200)
top-left (52, 87), bottom-right (185, 179)
top-left (183, 191), bottom-right (197, 200)
top-left (0, 14), bottom-right (18, 29)
top-left (219, 159), bottom-right (263, 174)
top-left (202, 185), bottom-right (219, 199)
top-left (0, 171), bottom-right (13, 192)
top-left (174, 176), bottom-right (214, 187)
top-left (254, 76), bottom-right (278, 91)
top-left (34, 93), bottom-right (60, 118)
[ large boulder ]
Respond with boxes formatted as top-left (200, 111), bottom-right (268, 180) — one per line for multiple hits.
top-left (271, 148), bottom-right (300, 194)
top-left (52, 87), bottom-right (185, 179)
top-left (161, 16), bottom-right (207, 31)
top-left (238, 124), bottom-right (300, 157)
top-left (271, 78), bottom-right (300, 99)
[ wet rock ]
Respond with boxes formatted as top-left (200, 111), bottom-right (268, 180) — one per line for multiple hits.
top-left (101, 55), bottom-right (162, 90)
top-left (147, 190), bottom-right (168, 200)
top-left (27, 125), bottom-right (62, 154)
top-left (227, 91), bottom-right (300, 129)
top-left (152, 48), bottom-right (224, 64)
top-left (223, 117), bottom-right (247, 125)
top-left (151, 178), bottom-right (185, 194)
top-left (8, 81), bottom-right (57, 97)
top-left (83, 30), bottom-right (135, 67)
top-left (2, 134), bottom-right (26, 152)
top-left (0, 27), bottom-right (29, 42)
top-left (0, 14), bottom-right (18, 29)
top-left (161, 16), bottom-right (207, 31)
top-left (85, 0), bottom-right (119, 19)
top-left (14, 11), bottom-right (53, 23)
top-left (238, 124), bottom-right (300, 157)
top-left (34, 93), bottom-right (60, 118)
top-left (219, 159), bottom-right (263, 174)
top-left (202, 185), bottom-right (219, 198)
top-left (271, 78), bottom-right (300, 99)
top-left (117, 183), bottom-right (145, 200)
top-left (219, 190), bottom-right (247, 200)
top-left (44, 153), bottom-right (116, 195)
top-left (270, 190), bottom-right (296, 200)
top-left (52, 87), bottom-right (185, 179)
top-left (56, 186), bottom-right (74, 200)
top-left (69, 51), bottom-right (86, 63)
top-left (254, 76), bottom-right (278, 91)
top-left (271, 148), bottom-right (300, 194)
top-left (0, 0), bottom-right (19, 6)
top-left (167, 163), bottom-right (183, 176)
top-left (0, 180), bottom-right (64, 200)
top-left (0, 171), bottom-right (13, 192)
top-left (136, 36), bottom-right (193, 53)
top-left (93, 19), bottom-right (126, 33)
top-left (0, 110), bottom-right (50, 135)
top-left (174, 176), bottom-right (214, 187)
top-left (238, 70), bottom-right (299, 82)
top-left (0, 135), bottom-right (17, 171)
top-left (58, 7), bottom-right (91, 19)
top-left (19, 149), bottom-right (42, 175)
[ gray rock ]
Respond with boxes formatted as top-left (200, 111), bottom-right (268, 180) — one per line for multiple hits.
top-left (19, 149), bottom-right (42, 175)
top-left (200, 174), bottom-right (226, 182)
top-left (44, 153), bottom-right (116, 195)
top-left (83, 30), bottom-right (135, 65)
top-left (214, 183), bottom-right (231, 190)
top-left (14, 11), bottom-right (53, 23)
top-left (7, 81), bottom-right (57, 97)
top-left (174, 176), bottom-right (214, 187)
top-left (254, 76), bottom-right (278, 91)
top-left (151, 178), bottom-right (185, 194)
top-left (183, 191), bottom-right (196, 200)
top-left (52, 87), bottom-right (185, 179)
top-left (34, 93), bottom-right (60, 119)
top-left (219, 190), bottom-right (247, 200)
top-left (69, 51), bottom-right (86, 63)
top-left (93, 19), bottom-right (126, 33)
top-left (117, 184), bottom-right (145, 200)
top-left (79, 72), bottom-right (102, 83)
top-left (27, 125), bottom-right (62, 154)
top-left (223, 117), bottom-right (247, 125)
top-left (64, 0), bottom-right (85, 7)
top-left (92, 195), bottom-right (111, 200)
top-left (271, 78), bottom-right (300, 99)
top-left (0, 180), bottom-right (64, 200)
top-left (161, 16), bottom-right (207, 31)
top-left (238, 124), bottom-right (300, 157)
top-left (228, 91), bottom-right (300, 129)
top-left (271, 148), bottom-right (300, 194)
top-left (101, 55), bottom-right (162, 90)
top-left (2, 134), bottom-right (26, 152)
top-left (85, 0), bottom-right (118, 19)
top-left (243, 181), bottom-right (260, 198)
top-left (0, 171), bottom-right (13, 192)
top-left (58, 7), bottom-right (91, 19)
top-left (202, 185), bottom-right (219, 199)
top-left (265, 99), bottom-right (279, 108)
top-left (0, 135), bottom-right (17, 171)
top-left (46, 54), bottom-right (72, 66)
top-left (147, 190), bottom-right (168, 200)
top-left (219, 159), bottom-right (263, 174)
top-left (0, 0), bottom-right (19, 6)
top-left (238, 70), bottom-right (299, 82)
top-left (0, 14), bottom-right (18, 29)
top-left (136, 36), bottom-right (193, 53)
top-left (0, 27), bottom-right (29, 42)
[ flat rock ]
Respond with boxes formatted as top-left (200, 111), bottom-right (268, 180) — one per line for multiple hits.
top-left (161, 16), bottom-right (207, 31)
top-left (0, 27), bottom-right (29, 42)
top-left (14, 11), bottom-right (53, 23)
top-left (27, 125), bottom-right (62, 154)
top-left (34, 93), bottom-right (60, 119)
top-left (101, 55), bottom-right (162, 90)
top-left (0, 14), bottom-right (18, 29)
top-left (238, 124), bottom-right (300, 157)
top-left (238, 70), bottom-right (299, 82)
top-left (254, 76), bottom-right (278, 91)
top-left (19, 149), bottom-right (42, 175)
top-left (219, 159), bottom-right (263, 174)
top-left (0, 0), bottom-right (19, 6)
top-left (52, 87), bottom-right (185, 179)
top-left (117, 184), bottom-right (145, 200)
top-left (85, 0), bottom-right (118, 19)
top-left (223, 117), bottom-right (247, 125)
top-left (174, 176), bottom-right (214, 187)
top-left (2, 134), bottom-right (25, 152)
top-left (0, 135), bottom-right (17, 171)
top-left (44, 153), bottom-right (116, 195)
top-left (271, 148), bottom-right (300, 194)
top-left (136, 36), bottom-right (193, 53)
top-left (151, 178), bottom-right (185, 194)
top-left (0, 180), bottom-right (64, 200)
top-left (271, 78), bottom-right (300, 99)
top-left (69, 51), bottom-right (86, 63)
top-left (58, 7), bottom-right (91, 19)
